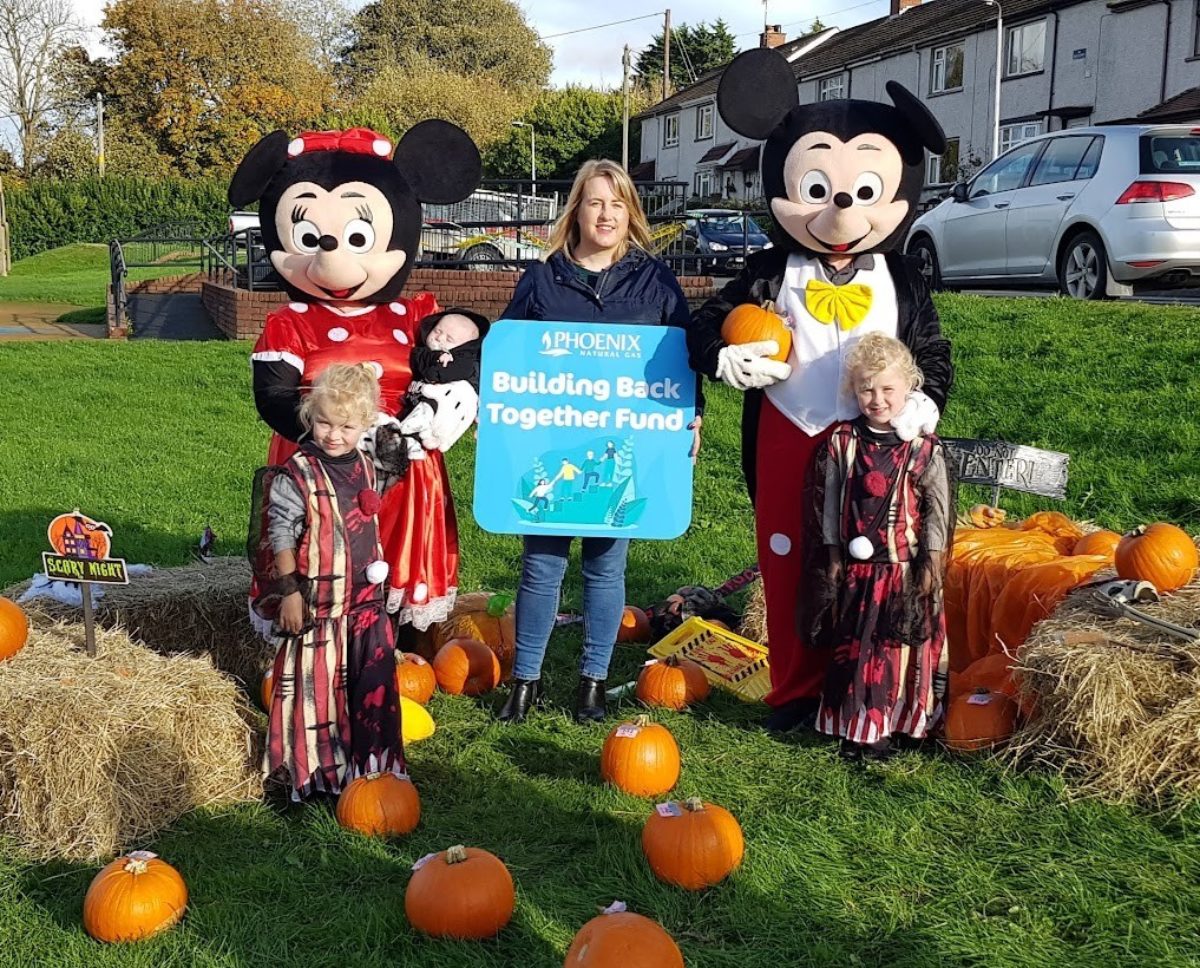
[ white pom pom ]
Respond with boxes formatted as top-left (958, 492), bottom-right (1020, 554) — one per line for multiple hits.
top-left (848, 536), bottom-right (874, 561)
top-left (366, 560), bottom-right (389, 585)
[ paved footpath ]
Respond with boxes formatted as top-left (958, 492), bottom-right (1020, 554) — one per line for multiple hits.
top-left (0, 303), bottom-right (104, 340)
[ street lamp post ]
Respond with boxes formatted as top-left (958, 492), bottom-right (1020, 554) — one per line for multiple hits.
top-left (985, 0), bottom-right (1003, 159)
top-left (512, 121), bottom-right (536, 195)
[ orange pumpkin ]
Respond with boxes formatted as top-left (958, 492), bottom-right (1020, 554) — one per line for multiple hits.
top-left (260, 667), bottom-right (274, 711)
top-left (617, 606), bottom-right (651, 644)
top-left (0, 597), bottom-right (29, 662)
top-left (433, 592), bottom-right (515, 680)
top-left (1115, 523), bottom-right (1199, 593)
top-left (405, 844), bottom-right (515, 939)
top-left (641, 797), bottom-right (744, 890)
top-left (83, 852), bottom-right (188, 943)
top-left (600, 716), bottom-right (680, 797)
top-left (1072, 530), bottom-right (1121, 560)
top-left (721, 302), bottom-right (791, 363)
top-left (636, 657), bottom-right (710, 710)
top-left (336, 772), bottom-right (421, 837)
top-left (432, 638), bottom-right (501, 696)
top-left (943, 689), bottom-right (1018, 752)
top-left (951, 653), bottom-right (1017, 701)
top-left (564, 910), bottom-right (685, 967)
top-left (395, 652), bottom-right (437, 705)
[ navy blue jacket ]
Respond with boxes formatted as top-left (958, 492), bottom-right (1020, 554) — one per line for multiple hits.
top-left (501, 247), bottom-right (705, 413)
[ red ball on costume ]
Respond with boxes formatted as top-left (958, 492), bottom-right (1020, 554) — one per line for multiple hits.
top-left (358, 489), bottom-right (381, 516)
top-left (863, 471), bottom-right (889, 497)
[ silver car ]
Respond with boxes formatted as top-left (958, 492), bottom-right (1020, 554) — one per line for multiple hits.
top-left (905, 124), bottom-right (1200, 298)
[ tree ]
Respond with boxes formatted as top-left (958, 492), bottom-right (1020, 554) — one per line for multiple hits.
top-left (633, 19), bottom-right (735, 92)
top-left (0, 0), bottom-right (83, 177)
top-left (804, 18), bottom-right (828, 36)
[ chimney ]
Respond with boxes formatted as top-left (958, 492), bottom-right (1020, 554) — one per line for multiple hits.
top-left (759, 24), bottom-right (787, 48)
top-left (889, 0), bottom-right (922, 13)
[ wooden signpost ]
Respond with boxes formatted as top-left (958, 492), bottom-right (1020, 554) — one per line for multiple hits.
top-left (42, 510), bottom-right (129, 656)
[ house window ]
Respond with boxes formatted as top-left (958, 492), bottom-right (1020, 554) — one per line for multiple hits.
top-left (663, 114), bottom-right (679, 148)
top-left (693, 170), bottom-right (714, 197)
top-left (1006, 21), bottom-right (1046, 76)
top-left (1000, 120), bottom-right (1043, 154)
top-left (695, 104), bottom-right (713, 140)
top-left (926, 137), bottom-right (960, 185)
top-left (930, 44), bottom-right (964, 94)
top-left (818, 75), bottom-right (845, 101)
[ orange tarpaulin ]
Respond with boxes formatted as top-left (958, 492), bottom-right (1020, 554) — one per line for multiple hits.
top-left (990, 555), bottom-right (1110, 654)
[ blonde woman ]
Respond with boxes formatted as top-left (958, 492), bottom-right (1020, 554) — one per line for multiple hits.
top-left (497, 159), bottom-right (704, 724)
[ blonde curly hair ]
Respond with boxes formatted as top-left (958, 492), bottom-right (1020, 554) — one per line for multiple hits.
top-left (844, 332), bottom-right (923, 393)
top-left (299, 363), bottom-right (380, 429)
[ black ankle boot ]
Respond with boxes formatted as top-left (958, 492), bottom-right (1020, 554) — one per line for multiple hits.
top-left (497, 678), bottom-right (541, 723)
top-left (574, 676), bottom-right (607, 723)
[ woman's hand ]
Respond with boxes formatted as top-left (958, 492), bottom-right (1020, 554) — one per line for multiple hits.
top-left (688, 415), bottom-right (702, 462)
top-left (278, 591), bottom-right (305, 634)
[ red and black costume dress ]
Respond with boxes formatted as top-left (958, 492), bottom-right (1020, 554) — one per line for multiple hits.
top-left (808, 417), bottom-right (951, 742)
top-left (259, 442), bottom-right (404, 800)
top-left (252, 296), bottom-right (460, 629)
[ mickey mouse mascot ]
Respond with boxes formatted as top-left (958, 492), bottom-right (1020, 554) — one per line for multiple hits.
top-left (690, 49), bottom-right (955, 733)
top-left (230, 121), bottom-right (483, 630)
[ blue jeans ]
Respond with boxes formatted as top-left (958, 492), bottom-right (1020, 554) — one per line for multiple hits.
top-left (512, 535), bottom-right (630, 681)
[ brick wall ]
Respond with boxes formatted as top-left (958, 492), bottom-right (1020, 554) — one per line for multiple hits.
top-left (106, 273), bottom-right (208, 337)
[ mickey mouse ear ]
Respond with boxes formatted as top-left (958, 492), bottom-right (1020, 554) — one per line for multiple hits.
top-left (228, 130), bottom-right (290, 207)
top-left (393, 119), bottom-right (483, 205)
top-left (717, 49), bottom-right (799, 140)
top-left (886, 81), bottom-right (947, 154)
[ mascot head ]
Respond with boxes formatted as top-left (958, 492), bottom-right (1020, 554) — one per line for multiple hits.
top-left (228, 121), bottom-right (482, 304)
top-left (718, 48), bottom-right (946, 257)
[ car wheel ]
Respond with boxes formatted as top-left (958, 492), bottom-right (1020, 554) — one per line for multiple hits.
top-left (908, 236), bottom-right (942, 291)
top-left (1058, 231), bottom-right (1108, 300)
top-left (461, 242), bottom-right (505, 272)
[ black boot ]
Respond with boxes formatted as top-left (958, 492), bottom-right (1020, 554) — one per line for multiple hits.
top-left (574, 676), bottom-right (607, 723)
top-left (763, 697), bottom-right (819, 735)
top-left (497, 678), bottom-right (541, 723)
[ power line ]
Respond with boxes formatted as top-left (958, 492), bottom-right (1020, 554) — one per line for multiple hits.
top-left (539, 12), bottom-right (664, 41)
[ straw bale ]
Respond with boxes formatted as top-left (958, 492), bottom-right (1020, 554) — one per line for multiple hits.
top-left (0, 618), bottom-right (260, 861)
top-left (738, 579), bottom-right (768, 646)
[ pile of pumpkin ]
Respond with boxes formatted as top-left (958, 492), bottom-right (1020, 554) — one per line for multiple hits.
top-left (941, 509), bottom-right (1199, 752)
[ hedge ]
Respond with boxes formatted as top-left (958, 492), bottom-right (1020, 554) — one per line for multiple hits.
top-left (5, 177), bottom-right (236, 261)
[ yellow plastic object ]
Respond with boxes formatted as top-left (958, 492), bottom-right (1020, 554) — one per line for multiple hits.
top-left (648, 617), bottom-right (770, 702)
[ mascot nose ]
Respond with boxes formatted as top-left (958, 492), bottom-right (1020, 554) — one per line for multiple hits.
top-left (833, 192), bottom-right (853, 210)
top-left (318, 234), bottom-right (339, 251)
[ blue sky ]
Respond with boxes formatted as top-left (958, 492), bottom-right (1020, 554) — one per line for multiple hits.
top-left (68, 0), bottom-right (892, 88)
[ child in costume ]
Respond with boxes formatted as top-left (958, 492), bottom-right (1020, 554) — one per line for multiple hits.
top-left (806, 333), bottom-right (953, 761)
top-left (256, 363), bottom-right (405, 801)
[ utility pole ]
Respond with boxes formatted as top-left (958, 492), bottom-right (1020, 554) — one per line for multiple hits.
top-left (622, 45), bottom-right (631, 170)
top-left (663, 8), bottom-right (671, 101)
top-left (96, 93), bottom-right (105, 177)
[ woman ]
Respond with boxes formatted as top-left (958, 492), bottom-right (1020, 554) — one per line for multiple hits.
top-left (497, 159), bottom-right (704, 724)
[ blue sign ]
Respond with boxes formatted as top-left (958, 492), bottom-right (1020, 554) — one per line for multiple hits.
top-left (473, 320), bottom-right (696, 539)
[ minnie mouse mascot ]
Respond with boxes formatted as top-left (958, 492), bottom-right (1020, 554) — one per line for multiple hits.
top-left (230, 120), bottom-right (483, 630)
top-left (689, 49), bottom-right (955, 733)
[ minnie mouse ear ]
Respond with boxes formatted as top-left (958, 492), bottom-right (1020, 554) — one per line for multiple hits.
top-left (228, 130), bottom-right (290, 207)
top-left (886, 81), bottom-right (947, 154)
top-left (718, 48), bottom-right (799, 140)
top-left (393, 119), bottom-right (483, 205)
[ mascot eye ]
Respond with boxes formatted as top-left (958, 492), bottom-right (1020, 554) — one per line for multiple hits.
top-left (853, 173), bottom-right (884, 205)
top-left (291, 220), bottom-right (321, 253)
top-left (799, 170), bottom-right (832, 204)
top-left (343, 218), bottom-right (375, 254)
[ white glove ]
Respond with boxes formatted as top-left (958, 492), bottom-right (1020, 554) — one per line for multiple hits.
top-left (399, 381), bottom-right (479, 452)
top-left (358, 413), bottom-right (402, 464)
top-left (386, 586), bottom-right (405, 615)
top-left (890, 390), bottom-right (940, 441)
top-left (715, 341), bottom-right (792, 391)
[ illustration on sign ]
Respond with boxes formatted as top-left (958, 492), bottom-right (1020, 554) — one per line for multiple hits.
top-left (42, 510), bottom-right (129, 585)
top-left (474, 320), bottom-right (696, 539)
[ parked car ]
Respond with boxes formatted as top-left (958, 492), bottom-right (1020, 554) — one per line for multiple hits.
top-left (683, 209), bottom-right (771, 274)
top-left (905, 124), bottom-right (1200, 298)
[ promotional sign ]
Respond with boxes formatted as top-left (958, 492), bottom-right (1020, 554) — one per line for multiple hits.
top-left (474, 320), bottom-right (696, 539)
top-left (42, 510), bottom-right (128, 656)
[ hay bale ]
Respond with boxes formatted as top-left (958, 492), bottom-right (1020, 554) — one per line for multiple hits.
top-left (1009, 577), bottom-right (1200, 804)
top-left (739, 580), bottom-right (768, 646)
top-left (3, 557), bottom-right (272, 686)
top-left (0, 618), bottom-right (261, 861)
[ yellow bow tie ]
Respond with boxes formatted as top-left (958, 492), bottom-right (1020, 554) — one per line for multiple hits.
top-left (804, 279), bottom-right (873, 331)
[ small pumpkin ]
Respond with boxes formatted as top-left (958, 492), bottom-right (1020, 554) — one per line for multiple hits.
top-left (336, 772), bottom-right (421, 837)
top-left (564, 909), bottom-right (684, 967)
top-left (260, 667), bottom-right (274, 711)
top-left (1115, 523), bottom-right (1199, 593)
top-left (642, 797), bottom-right (744, 890)
top-left (83, 851), bottom-right (188, 943)
top-left (400, 696), bottom-right (436, 745)
top-left (943, 688), bottom-right (1018, 753)
top-left (1072, 529), bottom-right (1121, 560)
top-left (0, 596), bottom-right (29, 662)
top-left (968, 504), bottom-right (1007, 529)
top-left (636, 657), bottom-right (710, 710)
top-left (405, 844), bottom-right (515, 939)
top-left (432, 638), bottom-right (501, 696)
top-left (433, 592), bottom-right (516, 680)
top-left (951, 653), bottom-right (1017, 701)
top-left (395, 652), bottom-right (437, 705)
top-left (617, 605), bottom-right (651, 644)
top-left (721, 301), bottom-right (791, 363)
top-left (600, 715), bottom-right (681, 797)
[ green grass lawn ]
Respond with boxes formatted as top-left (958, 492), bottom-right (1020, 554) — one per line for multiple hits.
top-left (0, 296), bottom-right (1198, 966)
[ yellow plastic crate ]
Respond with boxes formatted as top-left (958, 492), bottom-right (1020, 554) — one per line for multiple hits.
top-left (648, 617), bottom-right (770, 702)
